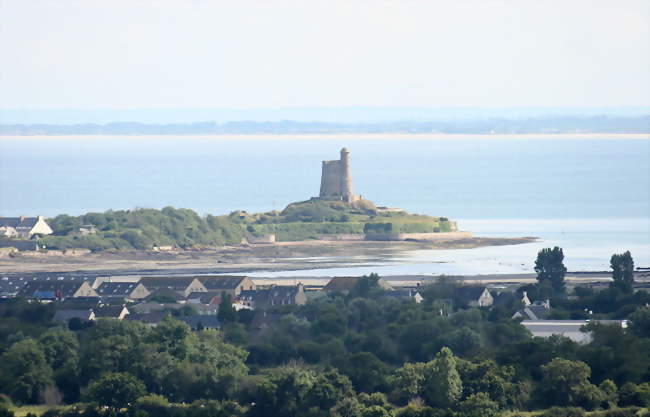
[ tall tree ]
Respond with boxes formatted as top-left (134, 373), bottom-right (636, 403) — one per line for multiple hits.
top-left (534, 247), bottom-right (567, 295)
top-left (218, 292), bottom-right (237, 323)
top-left (610, 251), bottom-right (634, 293)
top-left (0, 339), bottom-right (54, 404)
top-left (423, 347), bottom-right (462, 408)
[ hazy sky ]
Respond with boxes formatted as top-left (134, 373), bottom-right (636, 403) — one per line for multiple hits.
top-left (1, 0), bottom-right (648, 110)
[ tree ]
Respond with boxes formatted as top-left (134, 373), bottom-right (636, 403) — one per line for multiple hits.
top-left (459, 392), bottom-right (499, 417)
top-left (0, 339), bottom-right (54, 404)
top-left (84, 372), bottom-right (146, 408)
top-left (422, 347), bottom-right (462, 408)
top-left (217, 292), bottom-right (236, 323)
top-left (540, 358), bottom-right (595, 407)
top-left (610, 251), bottom-right (634, 293)
top-left (534, 247), bottom-right (567, 295)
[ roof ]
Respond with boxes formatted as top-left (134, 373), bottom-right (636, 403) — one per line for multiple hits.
top-left (129, 302), bottom-right (186, 313)
top-left (239, 285), bottom-right (301, 307)
top-left (452, 286), bottom-right (488, 300)
top-left (383, 289), bottom-right (419, 299)
top-left (53, 309), bottom-right (93, 322)
top-left (187, 291), bottom-right (221, 303)
top-left (526, 305), bottom-right (551, 320)
top-left (96, 282), bottom-right (141, 296)
top-left (196, 275), bottom-right (250, 290)
top-left (146, 289), bottom-right (185, 301)
top-left (521, 319), bottom-right (628, 343)
top-left (125, 312), bottom-right (170, 324)
top-left (140, 276), bottom-right (200, 290)
top-left (17, 280), bottom-right (89, 298)
top-left (178, 315), bottom-right (221, 329)
top-left (323, 276), bottom-right (393, 293)
top-left (0, 217), bottom-right (39, 229)
top-left (94, 305), bottom-right (128, 318)
top-left (0, 277), bottom-right (27, 294)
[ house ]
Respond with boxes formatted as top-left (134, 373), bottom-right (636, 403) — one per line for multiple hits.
top-left (522, 319), bottom-right (628, 343)
top-left (196, 275), bottom-right (256, 296)
top-left (513, 300), bottom-right (551, 320)
top-left (96, 282), bottom-right (150, 300)
top-left (139, 276), bottom-right (207, 297)
top-left (383, 289), bottom-right (424, 304)
top-left (237, 284), bottom-right (307, 309)
top-left (178, 315), bottom-right (221, 330)
top-left (78, 225), bottom-right (97, 235)
top-left (452, 286), bottom-right (494, 308)
top-left (0, 276), bottom-right (27, 297)
top-left (0, 216), bottom-right (53, 239)
top-left (53, 309), bottom-right (95, 324)
top-left (125, 312), bottom-right (171, 327)
top-left (322, 276), bottom-right (393, 295)
top-left (93, 305), bottom-right (130, 320)
top-left (187, 291), bottom-right (222, 305)
top-left (17, 280), bottom-right (98, 300)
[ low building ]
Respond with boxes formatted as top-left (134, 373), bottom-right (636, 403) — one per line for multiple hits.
top-left (17, 280), bottom-right (97, 300)
top-left (139, 276), bottom-right (207, 297)
top-left (452, 286), bottom-right (493, 308)
top-left (513, 300), bottom-right (551, 320)
top-left (383, 289), bottom-right (424, 304)
top-left (96, 282), bottom-right (150, 300)
top-left (93, 305), bottom-right (130, 320)
top-left (238, 284), bottom-right (307, 309)
top-left (187, 291), bottom-right (222, 305)
top-left (0, 216), bottom-right (53, 239)
top-left (53, 309), bottom-right (95, 324)
top-left (322, 276), bottom-right (393, 295)
top-left (196, 275), bottom-right (256, 296)
top-left (0, 276), bottom-right (26, 297)
top-left (522, 319), bottom-right (628, 343)
top-left (125, 312), bottom-right (170, 327)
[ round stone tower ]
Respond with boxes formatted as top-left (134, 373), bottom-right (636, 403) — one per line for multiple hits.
top-left (340, 147), bottom-right (353, 201)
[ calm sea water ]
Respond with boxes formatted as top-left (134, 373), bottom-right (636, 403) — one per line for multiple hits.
top-left (1, 136), bottom-right (649, 271)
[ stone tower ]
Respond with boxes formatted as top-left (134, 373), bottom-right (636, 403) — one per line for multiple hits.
top-left (319, 148), bottom-right (357, 202)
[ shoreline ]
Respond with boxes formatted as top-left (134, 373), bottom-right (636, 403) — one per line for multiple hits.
top-left (0, 236), bottom-right (536, 274)
top-left (1, 133), bottom-right (648, 141)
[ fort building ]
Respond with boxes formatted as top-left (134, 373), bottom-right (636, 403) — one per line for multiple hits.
top-left (318, 148), bottom-right (360, 202)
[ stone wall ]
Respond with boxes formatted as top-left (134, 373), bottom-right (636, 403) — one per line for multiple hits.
top-left (365, 231), bottom-right (473, 241)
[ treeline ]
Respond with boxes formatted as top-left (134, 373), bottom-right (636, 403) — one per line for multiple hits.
top-left (0, 273), bottom-right (649, 416)
top-left (40, 207), bottom-right (246, 251)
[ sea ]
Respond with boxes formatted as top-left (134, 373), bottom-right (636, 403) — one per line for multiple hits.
top-left (1, 135), bottom-right (649, 275)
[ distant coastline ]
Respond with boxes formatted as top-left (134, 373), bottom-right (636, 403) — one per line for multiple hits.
top-left (1, 133), bottom-right (649, 140)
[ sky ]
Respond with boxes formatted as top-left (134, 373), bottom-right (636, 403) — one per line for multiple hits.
top-left (0, 0), bottom-right (649, 117)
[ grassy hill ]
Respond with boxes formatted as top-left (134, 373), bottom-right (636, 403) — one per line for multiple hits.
top-left (38, 201), bottom-right (456, 251)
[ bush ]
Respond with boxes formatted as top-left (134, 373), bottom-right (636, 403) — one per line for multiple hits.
top-left (540, 407), bottom-right (586, 417)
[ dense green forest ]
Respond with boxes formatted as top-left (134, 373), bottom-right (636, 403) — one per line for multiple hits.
top-left (39, 202), bottom-right (452, 251)
top-left (1, 263), bottom-right (649, 417)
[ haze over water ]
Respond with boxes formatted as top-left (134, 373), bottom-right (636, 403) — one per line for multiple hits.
top-left (1, 135), bottom-right (649, 272)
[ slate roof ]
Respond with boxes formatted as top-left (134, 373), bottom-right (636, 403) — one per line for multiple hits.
top-left (94, 305), bottom-right (128, 318)
top-left (239, 285), bottom-right (300, 307)
top-left (53, 309), bottom-right (94, 322)
top-left (140, 276), bottom-right (200, 290)
top-left (0, 217), bottom-right (39, 229)
top-left (196, 275), bottom-right (250, 290)
top-left (187, 291), bottom-right (221, 303)
top-left (17, 280), bottom-right (89, 298)
top-left (178, 315), bottom-right (221, 330)
top-left (125, 312), bottom-right (170, 325)
top-left (452, 286), bottom-right (488, 301)
top-left (0, 277), bottom-right (27, 295)
top-left (96, 282), bottom-right (140, 297)
top-left (323, 276), bottom-right (393, 293)
top-left (383, 289), bottom-right (420, 299)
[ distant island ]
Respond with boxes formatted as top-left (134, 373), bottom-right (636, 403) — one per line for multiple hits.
top-left (2, 115), bottom-right (649, 135)
top-left (28, 148), bottom-right (463, 252)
